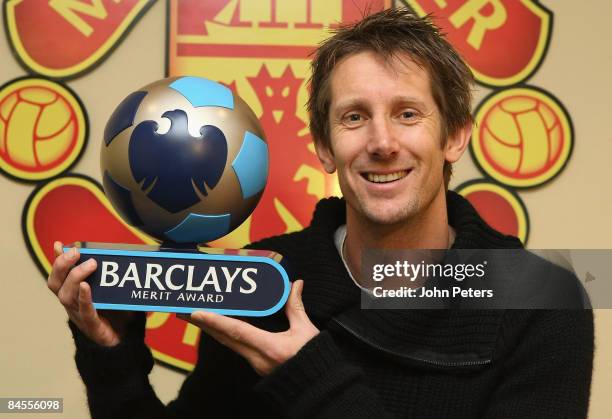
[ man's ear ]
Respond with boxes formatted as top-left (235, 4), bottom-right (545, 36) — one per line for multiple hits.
top-left (314, 140), bottom-right (336, 174)
top-left (445, 123), bottom-right (472, 164)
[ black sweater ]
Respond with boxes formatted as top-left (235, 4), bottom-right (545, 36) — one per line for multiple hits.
top-left (69, 192), bottom-right (594, 418)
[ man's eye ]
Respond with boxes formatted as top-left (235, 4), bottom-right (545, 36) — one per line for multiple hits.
top-left (401, 111), bottom-right (416, 119)
top-left (342, 113), bottom-right (364, 126)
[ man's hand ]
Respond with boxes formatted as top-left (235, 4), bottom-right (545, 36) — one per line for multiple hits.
top-left (185, 280), bottom-right (319, 376)
top-left (48, 241), bottom-right (134, 347)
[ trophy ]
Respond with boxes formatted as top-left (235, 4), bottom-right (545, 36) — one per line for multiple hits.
top-left (65, 76), bottom-right (289, 316)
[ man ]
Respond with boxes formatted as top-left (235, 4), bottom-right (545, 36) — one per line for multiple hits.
top-left (48, 8), bottom-right (593, 418)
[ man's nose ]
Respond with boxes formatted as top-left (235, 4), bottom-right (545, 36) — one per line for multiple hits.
top-left (366, 117), bottom-right (400, 158)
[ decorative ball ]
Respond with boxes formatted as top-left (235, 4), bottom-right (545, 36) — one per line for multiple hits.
top-left (101, 76), bottom-right (269, 244)
top-left (456, 180), bottom-right (529, 244)
top-left (471, 87), bottom-right (572, 187)
top-left (0, 78), bottom-right (86, 180)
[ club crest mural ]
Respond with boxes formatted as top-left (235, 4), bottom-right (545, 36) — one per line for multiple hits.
top-left (3, 0), bottom-right (574, 372)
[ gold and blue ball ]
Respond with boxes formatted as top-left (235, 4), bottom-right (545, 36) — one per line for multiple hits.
top-left (101, 76), bottom-right (268, 244)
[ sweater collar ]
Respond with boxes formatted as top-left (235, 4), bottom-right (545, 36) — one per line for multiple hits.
top-left (301, 192), bottom-right (522, 318)
top-left (309, 190), bottom-right (523, 248)
top-left (297, 192), bottom-right (523, 368)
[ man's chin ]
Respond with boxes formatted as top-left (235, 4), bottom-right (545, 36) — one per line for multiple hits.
top-left (359, 205), bottom-right (415, 226)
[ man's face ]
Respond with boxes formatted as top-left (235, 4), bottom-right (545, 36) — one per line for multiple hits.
top-left (317, 51), bottom-right (467, 226)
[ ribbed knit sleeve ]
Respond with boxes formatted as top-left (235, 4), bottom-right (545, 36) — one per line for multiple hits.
top-left (69, 313), bottom-right (151, 385)
top-left (483, 310), bottom-right (594, 419)
top-left (68, 314), bottom-right (169, 418)
top-left (254, 331), bottom-right (393, 418)
top-left (69, 315), bottom-right (273, 419)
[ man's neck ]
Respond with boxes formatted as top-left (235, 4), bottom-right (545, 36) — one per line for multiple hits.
top-left (342, 191), bottom-right (452, 284)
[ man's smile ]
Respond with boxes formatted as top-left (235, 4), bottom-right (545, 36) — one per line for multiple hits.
top-left (361, 169), bottom-right (410, 184)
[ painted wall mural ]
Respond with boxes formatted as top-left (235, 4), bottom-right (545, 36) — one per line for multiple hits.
top-left (2, 0), bottom-right (574, 372)
top-left (405, 0), bottom-right (573, 245)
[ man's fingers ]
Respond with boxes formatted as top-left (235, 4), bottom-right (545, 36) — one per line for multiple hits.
top-left (48, 246), bottom-right (80, 295)
top-left (201, 322), bottom-right (258, 358)
top-left (53, 241), bottom-right (63, 258)
top-left (191, 311), bottom-right (271, 351)
top-left (286, 280), bottom-right (309, 327)
top-left (188, 312), bottom-right (261, 361)
top-left (57, 258), bottom-right (97, 308)
top-left (78, 282), bottom-right (99, 326)
top-left (75, 283), bottom-right (123, 347)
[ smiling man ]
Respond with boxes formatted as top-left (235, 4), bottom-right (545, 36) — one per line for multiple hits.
top-left (317, 49), bottom-right (470, 272)
top-left (49, 8), bottom-right (593, 419)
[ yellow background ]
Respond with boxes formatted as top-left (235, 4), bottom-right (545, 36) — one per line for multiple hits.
top-left (0, 1), bottom-right (610, 417)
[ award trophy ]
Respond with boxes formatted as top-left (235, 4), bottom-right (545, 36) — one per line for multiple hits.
top-left (65, 76), bottom-right (289, 316)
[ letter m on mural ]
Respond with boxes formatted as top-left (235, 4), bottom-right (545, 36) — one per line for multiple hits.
top-left (403, 0), bottom-right (552, 87)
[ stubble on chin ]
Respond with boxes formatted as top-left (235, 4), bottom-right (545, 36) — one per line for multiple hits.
top-left (352, 194), bottom-right (421, 226)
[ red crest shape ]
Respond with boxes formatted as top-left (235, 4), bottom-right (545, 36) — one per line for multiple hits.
top-left (4, 0), bottom-right (155, 78)
top-left (404, 0), bottom-right (552, 86)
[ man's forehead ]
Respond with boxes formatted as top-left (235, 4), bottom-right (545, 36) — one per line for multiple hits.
top-left (328, 51), bottom-right (434, 107)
